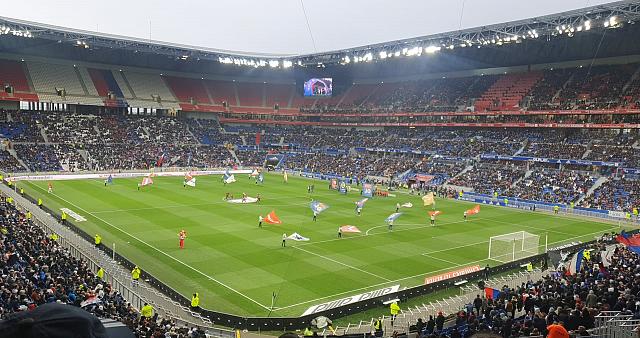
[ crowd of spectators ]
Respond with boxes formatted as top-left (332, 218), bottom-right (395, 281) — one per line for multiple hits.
top-left (520, 142), bottom-right (587, 160)
top-left (509, 170), bottom-right (594, 204)
top-left (416, 234), bottom-right (635, 338)
top-left (13, 144), bottom-right (61, 172)
top-left (448, 163), bottom-right (525, 195)
top-left (579, 176), bottom-right (640, 211)
top-left (0, 149), bottom-right (24, 172)
top-left (0, 195), bottom-right (206, 337)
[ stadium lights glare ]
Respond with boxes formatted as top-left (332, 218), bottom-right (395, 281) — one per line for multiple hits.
top-left (584, 20), bottom-right (591, 30)
top-left (268, 60), bottom-right (279, 68)
top-left (283, 60), bottom-right (293, 68)
top-left (379, 51), bottom-right (388, 59)
top-left (424, 46), bottom-right (441, 54)
top-left (363, 53), bottom-right (373, 62)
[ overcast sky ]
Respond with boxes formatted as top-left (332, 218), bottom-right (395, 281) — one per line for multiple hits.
top-left (4, 0), bottom-right (614, 56)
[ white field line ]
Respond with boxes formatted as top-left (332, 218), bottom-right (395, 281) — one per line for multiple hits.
top-left (89, 195), bottom-right (310, 214)
top-left (299, 217), bottom-right (492, 246)
top-left (272, 225), bottom-right (620, 311)
top-left (489, 219), bottom-right (579, 237)
top-left (30, 184), bottom-right (272, 311)
top-left (292, 246), bottom-right (392, 282)
top-left (420, 253), bottom-right (460, 266)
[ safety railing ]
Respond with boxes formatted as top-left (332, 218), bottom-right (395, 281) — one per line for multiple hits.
top-left (0, 184), bottom-right (234, 338)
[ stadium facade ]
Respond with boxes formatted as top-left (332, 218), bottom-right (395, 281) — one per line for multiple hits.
top-left (0, 1), bottom-right (640, 335)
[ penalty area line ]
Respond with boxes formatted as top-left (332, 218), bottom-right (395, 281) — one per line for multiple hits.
top-left (29, 184), bottom-right (272, 311)
top-left (292, 246), bottom-right (392, 282)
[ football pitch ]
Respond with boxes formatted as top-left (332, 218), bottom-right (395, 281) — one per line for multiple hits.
top-left (19, 173), bottom-right (620, 317)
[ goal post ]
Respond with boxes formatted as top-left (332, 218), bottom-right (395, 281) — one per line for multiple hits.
top-left (488, 231), bottom-right (541, 263)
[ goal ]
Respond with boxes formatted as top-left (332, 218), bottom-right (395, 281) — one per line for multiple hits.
top-left (488, 231), bottom-right (540, 263)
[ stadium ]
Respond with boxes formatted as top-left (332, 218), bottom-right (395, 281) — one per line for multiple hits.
top-left (0, 0), bottom-right (640, 337)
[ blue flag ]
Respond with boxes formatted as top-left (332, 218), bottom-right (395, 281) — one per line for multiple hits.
top-left (386, 212), bottom-right (402, 224)
top-left (356, 198), bottom-right (368, 208)
top-left (310, 200), bottom-right (329, 214)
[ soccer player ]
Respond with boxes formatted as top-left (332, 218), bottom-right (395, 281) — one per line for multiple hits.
top-left (104, 179), bottom-right (108, 187)
top-left (256, 193), bottom-right (261, 203)
top-left (258, 215), bottom-right (263, 228)
top-left (430, 214), bottom-right (435, 226)
top-left (178, 229), bottom-right (187, 249)
top-left (463, 211), bottom-right (467, 221)
top-left (395, 203), bottom-right (400, 212)
top-left (388, 220), bottom-right (394, 231)
top-left (357, 207), bottom-right (362, 216)
top-left (137, 183), bottom-right (140, 191)
top-left (337, 226), bottom-right (342, 238)
top-left (313, 211), bottom-right (317, 222)
top-left (242, 192), bottom-right (247, 203)
top-left (282, 233), bottom-right (287, 247)
top-left (47, 182), bottom-right (53, 193)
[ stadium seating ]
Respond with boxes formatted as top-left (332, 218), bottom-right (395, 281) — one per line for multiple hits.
top-left (474, 72), bottom-right (542, 111)
top-left (235, 82), bottom-right (264, 107)
top-left (0, 59), bottom-right (38, 101)
top-left (27, 61), bottom-right (86, 95)
top-left (122, 71), bottom-right (176, 102)
top-left (204, 80), bottom-right (237, 106)
top-left (87, 68), bottom-right (128, 107)
top-left (164, 76), bottom-right (211, 105)
top-left (0, 196), bottom-right (207, 337)
top-left (265, 83), bottom-right (295, 108)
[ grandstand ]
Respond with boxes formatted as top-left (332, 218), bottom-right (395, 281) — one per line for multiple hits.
top-left (0, 2), bottom-right (639, 338)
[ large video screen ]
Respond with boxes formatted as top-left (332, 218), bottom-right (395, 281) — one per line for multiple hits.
top-left (303, 78), bottom-right (333, 97)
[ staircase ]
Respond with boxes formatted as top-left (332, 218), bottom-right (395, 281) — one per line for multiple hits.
top-left (514, 142), bottom-right (527, 156)
top-left (228, 148), bottom-right (240, 164)
top-left (578, 176), bottom-right (609, 205)
top-left (446, 165), bottom-right (473, 183)
top-left (38, 124), bottom-right (50, 144)
top-left (622, 64), bottom-right (640, 93)
top-left (329, 268), bottom-right (547, 336)
top-left (511, 170), bottom-right (532, 189)
top-left (474, 72), bottom-right (543, 111)
top-left (7, 147), bottom-right (29, 171)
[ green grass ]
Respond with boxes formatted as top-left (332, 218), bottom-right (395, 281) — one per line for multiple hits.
top-left (18, 173), bottom-right (620, 317)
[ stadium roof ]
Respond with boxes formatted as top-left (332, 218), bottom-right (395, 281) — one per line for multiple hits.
top-left (0, 1), bottom-right (639, 69)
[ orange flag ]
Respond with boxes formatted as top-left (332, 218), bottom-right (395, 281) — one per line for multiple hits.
top-left (466, 205), bottom-right (480, 215)
top-left (264, 210), bottom-right (282, 224)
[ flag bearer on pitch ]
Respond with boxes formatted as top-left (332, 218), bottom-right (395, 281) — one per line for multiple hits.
top-left (178, 229), bottom-right (187, 249)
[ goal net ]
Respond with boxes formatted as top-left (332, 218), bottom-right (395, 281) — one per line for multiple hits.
top-left (488, 231), bottom-right (540, 263)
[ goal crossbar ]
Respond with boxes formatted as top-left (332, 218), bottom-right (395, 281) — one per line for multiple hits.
top-left (488, 231), bottom-right (540, 263)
